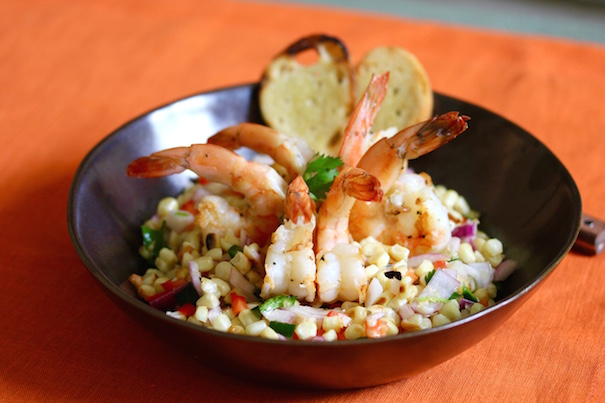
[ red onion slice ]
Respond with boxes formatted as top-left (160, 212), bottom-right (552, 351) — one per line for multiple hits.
top-left (494, 259), bottom-right (518, 281)
top-left (188, 260), bottom-right (203, 296)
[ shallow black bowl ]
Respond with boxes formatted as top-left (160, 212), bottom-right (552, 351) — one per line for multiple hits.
top-left (68, 84), bottom-right (582, 389)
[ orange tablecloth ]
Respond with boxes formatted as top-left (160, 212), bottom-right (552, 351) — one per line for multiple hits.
top-left (2, 0), bottom-right (604, 401)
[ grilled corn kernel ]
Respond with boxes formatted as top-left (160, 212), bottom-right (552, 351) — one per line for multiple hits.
top-left (415, 260), bottom-right (434, 286)
top-left (385, 320), bottom-right (399, 336)
top-left (341, 301), bottom-right (360, 311)
top-left (295, 321), bottom-right (317, 340)
top-left (206, 247), bottom-right (224, 261)
top-left (473, 237), bottom-right (486, 251)
top-left (175, 267), bottom-right (188, 279)
top-left (198, 293), bottom-right (220, 309)
top-left (454, 195), bottom-right (471, 215)
top-left (220, 230), bottom-right (240, 251)
top-left (194, 306), bottom-right (209, 323)
top-left (238, 309), bottom-right (259, 328)
top-left (440, 299), bottom-right (462, 321)
top-left (483, 238), bottom-right (503, 257)
top-left (187, 317), bottom-right (202, 326)
top-left (229, 325), bottom-right (246, 335)
top-left (212, 278), bottom-right (231, 297)
top-left (322, 316), bottom-right (344, 333)
top-left (365, 264), bottom-right (380, 279)
top-left (153, 277), bottom-right (170, 293)
top-left (231, 251), bottom-right (251, 274)
top-left (487, 254), bottom-right (504, 268)
top-left (388, 244), bottom-right (409, 262)
top-left (213, 261), bottom-right (232, 281)
top-left (157, 197), bottom-right (178, 217)
top-left (200, 278), bottom-right (220, 297)
top-left (191, 255), bottom-right (214, 273)
top-left (138, 284), bottom-right (156, 299)
top-left (470, 303), bottom-right (485, 315)
top-left (487, 283), bottom-right (498, 299)
top-left (349, 306), bottom-right (367, 325)
top-left (323, 329), bottom-right (338, 342)
top-left (459, 242), bottom-right (476, 264)
top-left (260, 326), bottom-right (280, 340)
top-left (431, 313), bottom-right (451, 327)
top-left (474, 288), bottom-right (489, 303)
top-left (344, 324), bottom-right (366, 340)
top-left (211, 314), bottom-right (232, 332)
top-left (245, 320), bottom-right (267, 336)
top-left (401, 314), bottom-right (432, 331)
top-left (442, 189), bottom-right (459, 208)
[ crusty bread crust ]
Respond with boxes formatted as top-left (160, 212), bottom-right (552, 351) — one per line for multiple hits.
top-left (259, 34), bottom-right (353, 155)
top-left (354, 46), bottom-right (433, 133)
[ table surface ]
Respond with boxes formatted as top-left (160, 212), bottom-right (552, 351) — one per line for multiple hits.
top-left (2, 0), bottom-right (604, 401)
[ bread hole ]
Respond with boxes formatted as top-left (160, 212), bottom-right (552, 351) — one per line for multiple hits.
top-left (294, 49), bottom-right (320, 66)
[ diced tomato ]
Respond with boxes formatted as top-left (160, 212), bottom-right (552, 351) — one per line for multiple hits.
top-left (180, 200), bottom-right (197, 215)
top-left (480, 296), bottom-right (489, 307)
top-left (336, 328), bottom-right (347, 341)
top-left (161, 278), bottom-right (187, 292)
top-left (366, 318), bottom-right (389, 339)
top-left (178, 302), bottom-right (196, 317)
top-left (198, 177), bottom-right (209, 185)
top-left (434, 260), bottom-right (447, 269)
top-left (230, 292), bottom-right (248, 316)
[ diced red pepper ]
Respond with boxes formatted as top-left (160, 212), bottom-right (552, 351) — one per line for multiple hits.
top-left (434, 260), bottom-right (447, 269)
top-left (180, 200), bottom-right (197, 215)
top-left (230, 292), bottom-right (248, 316)
top-left (178, 302), bottom-right (196, 317)
top-left (161, 278), bottom-right (187, 292)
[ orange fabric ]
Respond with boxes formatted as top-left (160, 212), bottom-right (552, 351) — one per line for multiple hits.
top-left (1, 0), bottom-right (604, 401)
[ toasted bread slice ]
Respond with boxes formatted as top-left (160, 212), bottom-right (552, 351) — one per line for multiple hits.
top-left (354, 46), bottom-right (433, 133)
top-left (259, 34), bottom-right (353, 155)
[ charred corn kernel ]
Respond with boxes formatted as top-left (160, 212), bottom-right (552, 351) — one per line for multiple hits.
top-left (323, 329), bottom-right (338, 342)
top-left (440, 299), bottom-right (462, 321)
top-left (322, 316), bottom-right (343, 333)
top-left (344, 324), bottom-right (366, 340)
top-left (214, 261), bottom-right (232, 281)
top-left (175, 267), bottom-right (188, 279)
top-left (129, 274), bottom-right (143, 289)
top-left (229, 325), bottom-right (246, 335)
top-left (246, 320), bottom-right (267, 336)
top-left (238, 309), bottom-right (259, 328)
top-left (194, 306), bottom-right (209, 323)
top-left (138, 284), bottom-right (156, 299)
top-left (157, 197), bottom-right (179, 217)
top-left (487, 283), bottom-right (498, 299)
top-left (365, 264), bottom-right (380, 279)
top-left (166, 311), bottom-right (186, 321)
top-left (192, 255), bottom-right (214, 273)
top-left (220, 230), bottom-right (240, 251)
top-left (349, 306), bottom-right (367, 325)
top-left (431, 313), bottom-right (451, 327)
top-left (231, 252), bottom-right (251, 274)
top-left (459, 242), bottom-right (476, 264)
top-left (388, 244), bottom-right (409, 262)
top-left (206, 247), bottom-right (224, 261)
top-left (260, 326), bottom-right (280, 340)
top-left (385, 320), bottom-right (399, 336)
top-left (341, 301), bottom-right (360, 311)
top-left (483, 238), bottom-right (503, 257)
top-left (211, 314), bottom-right (232, 332)
top-left (198, 293), bottom-right (220, 309)
top-left (442, 189), bottom-right (459, 208)
top-left (211, 278), bottom-right (231, 297)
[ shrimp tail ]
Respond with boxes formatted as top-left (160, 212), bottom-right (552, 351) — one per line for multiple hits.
top-left (402, 112), bottom-right (470, 160)
top-left (339, 72), bottom-right (389, 167)
top-left (284, 175), bottom-right (316, 224)
top-left (126, 147), bottom-right (191, 178)
top-left (343, 167), bottom-right (384, 203)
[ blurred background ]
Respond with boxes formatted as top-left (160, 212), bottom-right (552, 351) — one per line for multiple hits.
top-left (283, 0), bottom-right (605, 45)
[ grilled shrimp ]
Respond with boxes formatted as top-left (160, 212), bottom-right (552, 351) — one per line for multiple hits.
top-left (127, 144), bottom-right (287, 245)
top-left (262, 176), bottom-right (317, 302)
top-left (315, 166), bottom-right (383, 304)
top-left (349, 112), bottom-right (470, 254)
top-left (208, 123), bottom-right (314, 181)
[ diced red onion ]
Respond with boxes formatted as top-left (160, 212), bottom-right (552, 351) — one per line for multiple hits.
top-left (452, 221), bottom-right (478, 241)
top-left (466, 261), bottom-right (494, 289)
top-left (207, 306), bottom-right (221, 322)
top-left (447, 236), bottom-right (461, 254)
top-left (365, 311), bottom-right (386, 327)
top-left (459, 298), bottom-right (476, 310)
top-left (407, 253), bottom-right (449, 268)
top-left (188, 260), bottom-right (203, 296)
top-left (398, 304), bottom-right (415, 320)
top-left (365, 278), bottom-right (383, 307)
top-left (229, 267), bottom-right (259, 301)
top-left (494, 259), bottom-right (518, 281)
top-left (288, 305), bottom-right (330, 322)
top-left (421, 269), bottom-right (460, 299)
top-left (411, 301), bottom-right (442, 315)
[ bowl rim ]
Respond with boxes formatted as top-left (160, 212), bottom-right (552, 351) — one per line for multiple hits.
top-left (67, 82), bottom-right (583, 347)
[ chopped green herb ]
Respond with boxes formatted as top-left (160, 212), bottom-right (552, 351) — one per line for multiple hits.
top-left (259, 295), bottom-right (297, 313)
top-left (227, 245), bottom-right (243, 259)
top-left (302, 153), bottom-right (343, 201)
top-left (141, 222), bottom-right (167, 263)
top-left (269, 321), bottom-right (296, 338)
top-left (251, 306), bottom-right (262, 319)
top-left (448, 292), bottom-right (462, 300)
top-left (425, 269), bottom-right (436, 284)
top-left (462, 285), bottom-right (478, 302)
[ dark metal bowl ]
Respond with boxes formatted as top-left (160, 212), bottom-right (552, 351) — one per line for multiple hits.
top-left (68, 84), bottom-right (582, 389)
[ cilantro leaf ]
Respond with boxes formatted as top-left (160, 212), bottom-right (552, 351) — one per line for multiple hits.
top-left (302, 153), bottom-right (343, 201)
top-left (424, 269), bottom-right (436, 284)
top-left (259, 295), bottom-right (297, 313)
top-left (462, 285), bottom-right (479, 302)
